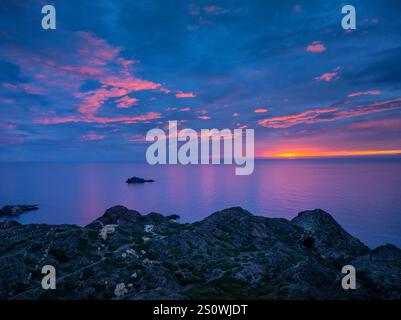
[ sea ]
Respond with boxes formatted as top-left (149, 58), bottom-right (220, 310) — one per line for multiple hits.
top-left (1, 158), bottom-right (401, 248)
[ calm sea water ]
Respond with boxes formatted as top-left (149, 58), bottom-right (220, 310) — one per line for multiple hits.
top-left (1, 159), bottom-right (401, 248)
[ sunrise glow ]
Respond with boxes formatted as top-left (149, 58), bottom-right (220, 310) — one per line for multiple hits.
top-left (267, 149), bottom-right (401, 159)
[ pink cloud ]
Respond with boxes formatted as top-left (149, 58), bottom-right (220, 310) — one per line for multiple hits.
top-left (74, 87), bottom-right (130, 115)
top-left (236, 123), bottom-right (248, 129)
top-left (233, 113), bottom-right (240, 117)
top-left (314, 71), bottom-right (339, 82)
top-left (0, 31), bottom-right (182, 120)
top-left (258, 98), bottom-right (401, 128)
top-left (159, 87), bottom-right (171, 94)
top-left (102, 77), bottom-right (161, 92)
top-left (35, 112), bottom-right (162, 125)
top-left (348, 90), bottom-right (382, 98)
top-left (2, 82), bottom-right (46, 95)
top-left (198, 116), bottom-right (210, 120)
top-left (77, 31), bottom-right (121, 62)
top-left (128, 134), bottom-right (146, 143)
top-left (116, 95), bottom-right (139, 108)
top-left (306, 41), bottom-right (326, 53)
top-left (348, 117), bottom-right (401, 131)
top-left (254, 108), bottom-right (268, 113)
top-left (20, 83), bottom-right (47, 95)
top-left (79, 133), bottom-right (105, 141)
top-left (61, 65), bottom-right (104, 77)
top-left (180, 107), bottom-right (191, 111)
top-left (175, 92), bottom-right (196, 98)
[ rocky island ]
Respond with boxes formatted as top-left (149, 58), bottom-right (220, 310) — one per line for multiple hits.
top-left (0, 206), bottom-right (400, 300)
top-left (0, 205), bottom-right (39, 217)
top-left (126, 177), bottom-right (155, 184)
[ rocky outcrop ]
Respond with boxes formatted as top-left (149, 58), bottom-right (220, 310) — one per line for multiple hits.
top-left (291, 209), bottom-right (369, 259)
top-left (0, 206), bottom-right (400, 300)
top-left (0, 205), bottom-right (39, 217)
top-left (126, 177), bottom-right (155, 184)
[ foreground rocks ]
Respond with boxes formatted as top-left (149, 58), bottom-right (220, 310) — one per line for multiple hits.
top-left (126, 177), bottom-right (155, 184)
top-left (0, 206), bottom-right (400, 300)
top-left (0, 205), bottom-right (39, 217)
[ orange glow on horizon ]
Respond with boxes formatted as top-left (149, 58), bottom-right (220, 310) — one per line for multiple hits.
top-left (263, 149), bottom-right (401, 159)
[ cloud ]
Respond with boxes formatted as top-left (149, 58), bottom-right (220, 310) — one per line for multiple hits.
top-left (0, 31), bottom-right (174, 119)
top-left (79, 133), bottom-right (105, 141)
top-left (314, 72), bottom-right (338, 82)
top-left (347, 117), bottom-right (401, 132)
top-left (2, 82), bottom-right (46, 95)
top-left (175, 92), bottom-right (196, 98)
top-left (258, 98), bottom-right (401, 128)
top-left (314, 67), bottom-right (340, 82)
top-left (198, 115), bottom-right (210, 120)
top-left (74, 87), bottom-right (131, 115)
top-left (35, 112), bottom-right (162, 124)
top-left (348, 90), bottom-right (382, 97)
top-left (306, 41), bottom-right (326, 53)
top-left (254, 108), bottom-right (268, 113)
top-left (101, 77), bottom-right (161, 92)
top-left (116, 95), bottom-right (139, 108)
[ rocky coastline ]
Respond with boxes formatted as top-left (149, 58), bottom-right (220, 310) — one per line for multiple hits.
top-left (0, 205), bottom-right (39, 217)
top-left (0, 206), bottom-right (400, 300)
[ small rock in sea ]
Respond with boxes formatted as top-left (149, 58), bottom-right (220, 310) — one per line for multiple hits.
top-left (0, 204), bottom-right (39, 217)
top-left (126, 176), bottom-right (155, 184)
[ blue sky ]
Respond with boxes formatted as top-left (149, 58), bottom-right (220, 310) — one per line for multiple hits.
top-left (1, 0), bottom-right (401, 161)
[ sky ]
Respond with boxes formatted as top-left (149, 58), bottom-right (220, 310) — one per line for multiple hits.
top-left (1, 0), bottom-right (401, 161)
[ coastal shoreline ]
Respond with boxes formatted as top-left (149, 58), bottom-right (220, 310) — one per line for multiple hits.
top-left (0, 206), bottom-right (400, 300)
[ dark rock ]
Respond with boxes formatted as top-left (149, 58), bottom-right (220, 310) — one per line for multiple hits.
top-left (291, 209), bottom-right (369, 259)
top-left (0, 205), bottom-right (39, 217)
top-left (166, 214), bottom-right (180, 221)
top-left (126, 177), bottom-right (155, 184)
top-left (86, 205), bottom-right (141, 227)
top-left (351, 244), bottom-right (401, 299)
top-left (0, 206), bottom-right (400, 300)
top-left (303, 236), bottom-right (315, 249)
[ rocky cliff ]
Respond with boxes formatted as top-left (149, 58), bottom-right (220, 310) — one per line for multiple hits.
top-left (0, 206), bottom-right (400, 300)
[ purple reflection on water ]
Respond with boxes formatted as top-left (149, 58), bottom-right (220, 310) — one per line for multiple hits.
top-left (1, 159), bottom-right (401, 248)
